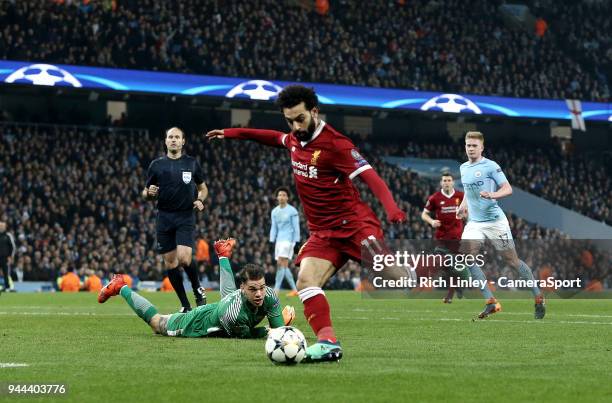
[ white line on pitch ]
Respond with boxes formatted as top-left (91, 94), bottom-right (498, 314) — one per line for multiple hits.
top-left (339, 316), bottom-right (612, 325)
top-left (0, 311), bottom-right (133, 316)
top-left (0, 363), bottom-right (29, 368)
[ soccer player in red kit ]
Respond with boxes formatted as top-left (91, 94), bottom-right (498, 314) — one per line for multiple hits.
top-left (421, 173), bottom-right (465, 303)
top-left (206, 85), bottom-right (406, 362)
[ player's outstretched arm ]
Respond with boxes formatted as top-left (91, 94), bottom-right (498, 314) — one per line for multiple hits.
top-left (359, 169), bottom-right (406, 223)
top-left (205, 127), bottom-right (288, 148)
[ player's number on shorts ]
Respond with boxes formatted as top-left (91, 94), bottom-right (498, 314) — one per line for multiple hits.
top-left (498, 233), bottom-right (510, 248)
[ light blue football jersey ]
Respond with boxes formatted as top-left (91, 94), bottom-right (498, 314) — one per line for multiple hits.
top-left (460, 157), bottom-right (508, 222)
top-left (270, 204), bottom-right (300, 243)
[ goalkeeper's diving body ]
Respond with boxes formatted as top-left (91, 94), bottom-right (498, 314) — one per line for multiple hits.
top-left (98, 238), bottom-right (295, 338)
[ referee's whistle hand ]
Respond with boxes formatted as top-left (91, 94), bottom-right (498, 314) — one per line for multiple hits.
top-left (148, 185), bottom-right (159, 197)
top-left (193, 200), bottom-right (205, 211)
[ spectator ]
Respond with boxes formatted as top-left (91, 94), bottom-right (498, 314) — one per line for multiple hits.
top-left (0, 0), bottom-right (607, 101)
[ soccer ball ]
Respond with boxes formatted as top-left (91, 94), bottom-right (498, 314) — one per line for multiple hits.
top-left (4, 63), bottom-right (82, 87)
top-left (420, 93), bottom-right (482, 114)
top-left (225, 80), bottom-right (282, 100)
top-left (265, 326), bottom-right (307, 365)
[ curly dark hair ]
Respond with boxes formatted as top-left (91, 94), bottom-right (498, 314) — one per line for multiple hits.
top-left (276, 85), bottom-right (318, 111)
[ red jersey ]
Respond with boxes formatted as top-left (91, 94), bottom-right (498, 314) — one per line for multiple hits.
top-left (424, 190), bottom-right (464, 240)
top-left (225, 122), bottom-right (379, 231)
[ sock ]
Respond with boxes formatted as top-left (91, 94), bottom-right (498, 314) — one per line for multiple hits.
top-left (456, 265), bottom-right (471, 280)
top-left (299, 287), bottom-right (337, 343)
top-left (183, 260), bottom-right (202, 298)
top-left (284, 268), bottom-right (297, 291)
top-left (518, 260), bottom-right (541, 297)
top-left (120, 286), bottom-right (158, 323)
top-left (219, 257), bottom-right (237, 298)
top-left (469, 265), bottom-right (494, 300)
top-left (274, 268), bottom-right (285, 291)
top-left (167, 267), bottom-right (190, 309)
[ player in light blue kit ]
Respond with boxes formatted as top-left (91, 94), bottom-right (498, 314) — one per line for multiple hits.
top-left (270, 187), bottom-right (300, 296)
top-left (457, 131), bottom-right (545, 319)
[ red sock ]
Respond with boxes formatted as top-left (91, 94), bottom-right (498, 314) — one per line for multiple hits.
top-left (302, 293), bottom-right (337, 343)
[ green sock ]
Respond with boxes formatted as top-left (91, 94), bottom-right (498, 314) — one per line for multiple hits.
top-left (455, 265), bottom-right (471, 280)
top-left (120, 286), bottom-right (158, 323)
top-left (219, 257), bottom-right (238, 298)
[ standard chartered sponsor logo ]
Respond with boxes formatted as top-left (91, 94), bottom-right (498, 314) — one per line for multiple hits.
top-left (292, 160), bottom-right (318, 179)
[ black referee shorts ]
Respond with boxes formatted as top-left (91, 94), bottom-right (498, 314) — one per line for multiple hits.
top-left (156, 210), bottom-right (196, 254)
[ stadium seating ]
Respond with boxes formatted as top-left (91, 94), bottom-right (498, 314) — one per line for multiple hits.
top-left (0, 0), bottom-right (608, 101)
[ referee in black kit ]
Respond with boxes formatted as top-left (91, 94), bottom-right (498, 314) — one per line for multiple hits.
top-left (0, 220), bottom-right (16, 293)
top-left (143, 127), bottom-right (208, 312)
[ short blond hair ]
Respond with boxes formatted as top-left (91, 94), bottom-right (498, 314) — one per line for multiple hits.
top-left (465, 131), bottom-right (484, 144)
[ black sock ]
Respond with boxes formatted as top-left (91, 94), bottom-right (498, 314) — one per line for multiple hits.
top-left (167, 267), bottom-right (190, 309)
top-left (183, 261), bottom-right (203, 299)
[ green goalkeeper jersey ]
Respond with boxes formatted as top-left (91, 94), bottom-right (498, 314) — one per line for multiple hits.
top-left (166, 286), bottom-right (284, 338)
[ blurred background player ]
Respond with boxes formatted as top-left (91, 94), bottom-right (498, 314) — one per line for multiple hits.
top-left (143, 127), bottom-right (209, 312)
top-left (421, 173), bottom-right (469, 303)
top-left (98, 238), bottom-right (295, 338)
top-left (457, 131), bottom-right (546, 319)
top-left (0, 220), bottom-right (16, 292)
top-left (269, 186), bottom-right (300, 296)
top-left (206, 85), bottom-right (407, 362)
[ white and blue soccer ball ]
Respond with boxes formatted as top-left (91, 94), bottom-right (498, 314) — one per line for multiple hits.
top-left (225, 79), bottom-right (282, 101)
top-left (265, 326), bottom-right (307, 365)
top-left (420, 93), bottom-right (482, 114)
top-left (4, 64), bottom-right (82, 87)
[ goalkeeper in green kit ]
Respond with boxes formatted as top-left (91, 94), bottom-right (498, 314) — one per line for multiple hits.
top-left (98, 238), bottom-right (295, 338)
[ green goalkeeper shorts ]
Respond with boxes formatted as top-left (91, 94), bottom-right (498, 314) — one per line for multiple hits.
top-left (163, 304), bottom-right (222, 338)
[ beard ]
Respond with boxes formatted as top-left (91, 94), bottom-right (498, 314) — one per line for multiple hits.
top-left (294, 117), bottom-right (317, 142)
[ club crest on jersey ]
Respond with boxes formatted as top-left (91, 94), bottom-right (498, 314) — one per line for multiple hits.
top-left (440, 201), bottom-right (445, 205)
top-left (474, 171), bottom-right (482, 178)
top-left (455, 198), bottom-right (460, 205)
top-left (182, 171), bottom-right (192, 184)
top-left (311, 150), bottom-right (322, 165)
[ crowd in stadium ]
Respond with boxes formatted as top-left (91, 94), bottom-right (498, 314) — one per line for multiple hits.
top-left (1, 122), bottom-right (607, 292)
top-left (0, 0), bottom-right (609, 101)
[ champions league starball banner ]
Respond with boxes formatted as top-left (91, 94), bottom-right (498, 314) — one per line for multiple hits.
top-left (0, 60), bottom-right (610, 122)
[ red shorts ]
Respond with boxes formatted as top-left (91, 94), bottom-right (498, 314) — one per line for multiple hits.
top-left (295, 216), bottom-right (384, 270)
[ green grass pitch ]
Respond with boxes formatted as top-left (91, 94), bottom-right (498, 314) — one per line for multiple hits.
top-left (0, 292), bottom-right (610, 403)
